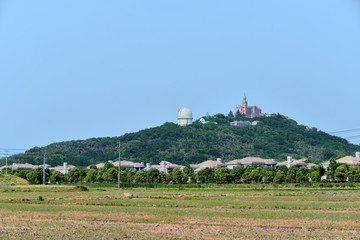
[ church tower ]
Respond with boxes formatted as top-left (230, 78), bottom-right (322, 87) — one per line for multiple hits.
top-left (242, 95), bottom-right (248, 115)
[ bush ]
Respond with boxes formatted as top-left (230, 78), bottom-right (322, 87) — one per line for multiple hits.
top-left (74, 186), bottom-right (88, 191)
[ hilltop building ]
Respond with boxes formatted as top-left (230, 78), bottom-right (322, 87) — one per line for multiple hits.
top-left (235, 95), bottom-right (274, 118)
top-left (177, 107), bottom-right (193, 126)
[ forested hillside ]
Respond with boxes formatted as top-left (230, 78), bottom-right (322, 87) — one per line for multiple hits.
top-left (8, 114), bottom-right (360, 166)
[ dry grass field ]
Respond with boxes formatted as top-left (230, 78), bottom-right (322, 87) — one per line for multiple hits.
top-left (0, 184), bottom-right (360, 239)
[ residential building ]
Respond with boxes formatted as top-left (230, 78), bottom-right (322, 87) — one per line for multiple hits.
top-left (322, 152), bottom-right (360, 170)
top-left (151, 161), bottom-right (184, 172)
top-left (226, 157), bottom-right (277, 169)
top-left (191, 158), bottom-right (226, 173)
top-left (277, 156), bottom-right (318, 169)
top-left (49, 162), bottom-right (75, 174)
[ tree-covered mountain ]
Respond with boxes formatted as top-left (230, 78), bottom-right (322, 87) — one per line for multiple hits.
top-left (8, 114), bottom-right (360, 167)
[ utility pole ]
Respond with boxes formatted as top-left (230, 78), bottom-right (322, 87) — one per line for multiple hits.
top-left (5, 150), bottom-right (8, 175)
top-left (43, 154), bottom-right (46, 185)
top-left (118, 141), bottom-right (121, 189)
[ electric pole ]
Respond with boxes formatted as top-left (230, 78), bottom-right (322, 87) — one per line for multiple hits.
top-left (118, 141), bottom-right (121, 189)
top-left (43, 154), bottom-right (46, 185)
top-left (5, 150), bottom-right (8, 175)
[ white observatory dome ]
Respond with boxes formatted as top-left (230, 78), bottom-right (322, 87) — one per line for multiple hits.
top-left (177, 107), bottom-right (193, 126)
top-left (178, 107), bottom-right (192, 119)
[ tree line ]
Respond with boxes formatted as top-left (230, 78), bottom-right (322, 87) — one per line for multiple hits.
top-left (2, 160), bottom-right (359, 184)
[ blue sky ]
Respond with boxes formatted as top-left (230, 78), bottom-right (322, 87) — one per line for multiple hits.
top-left (0, 0), bottom-right (359, 154)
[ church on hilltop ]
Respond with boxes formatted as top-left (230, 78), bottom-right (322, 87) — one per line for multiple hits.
top-left (236, 95), bottom-right (274, 118)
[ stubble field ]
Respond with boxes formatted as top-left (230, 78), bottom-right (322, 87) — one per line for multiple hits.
top-left (0, 184), bottom-right (360, 239)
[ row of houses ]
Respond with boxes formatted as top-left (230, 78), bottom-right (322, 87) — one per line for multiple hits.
top-left (2, 152), bottom-right (360, 174)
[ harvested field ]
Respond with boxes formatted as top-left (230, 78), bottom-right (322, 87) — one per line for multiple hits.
top-left (0, 185), bottom-right (360, 239)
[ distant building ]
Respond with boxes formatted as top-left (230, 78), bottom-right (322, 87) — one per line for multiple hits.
top-left (236, 95), bottom-right (263, 118)
top-left (191, 158), bottom-right (226, 173)
top-left (113, 161), bottom-right (145, 171)
top-left (49, 162), bottom-right (75, 174)
top-left (87, 160), bottom-right (145, 171)
top-left (226, 157), bottom-right (277, 169)
top-left (151, 161), bottom-right (184, 172)
top-left (0, 163), bottom-right (38, 171)
top-left (235, 95), bottom-right (274, 118)
top-left (322, 152), bottom-right (360, 170)
top-left (277, 156), bottom-right (318, 169)
top-left (177, 107), bottom-right (193, 126)
top-left (230, 120), bottom-right (251, 126)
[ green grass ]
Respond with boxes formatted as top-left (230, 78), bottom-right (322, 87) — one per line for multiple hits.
top-left (0, 174), bottom-right (29, 186)
top-left (1, 184), bottom-right (360, 239)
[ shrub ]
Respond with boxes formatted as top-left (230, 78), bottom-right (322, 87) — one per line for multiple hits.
top-left (74, 186), bottom-right (88, 191)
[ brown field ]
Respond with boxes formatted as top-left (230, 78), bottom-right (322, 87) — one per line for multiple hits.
top-left (0, 184), bottom-right (360, 239)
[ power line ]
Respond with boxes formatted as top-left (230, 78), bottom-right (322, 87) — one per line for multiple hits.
top-left (0, 148), bottom-right (28, 151)
top-left (345, 135), bottom-right (360, 140)
top-left (328, 128), bottom-right (360, 135)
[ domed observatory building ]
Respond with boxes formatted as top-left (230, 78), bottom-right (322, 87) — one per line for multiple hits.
top-left (177, 107), bottom-right (193, 126)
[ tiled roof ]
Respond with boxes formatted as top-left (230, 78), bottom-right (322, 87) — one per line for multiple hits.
top-left (49, 165), bottom-right (75, 171)
top-left (192, 160), bottom-right (225, 169)
top-left (11, 163), bottom-right (38, 169)
top-left (113, 161), bottom-right (145, 167)
top-left (227, 157), bottom-right (276, 164)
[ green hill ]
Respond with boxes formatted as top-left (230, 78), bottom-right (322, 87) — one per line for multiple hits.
top-left (8, 114), bottom-right (360, 166)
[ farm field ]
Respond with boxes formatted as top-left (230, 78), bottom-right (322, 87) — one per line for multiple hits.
top-left (0, 184), bottom-right (360, 239)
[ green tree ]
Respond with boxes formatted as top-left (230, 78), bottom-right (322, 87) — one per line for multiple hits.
top-left (89, 165), bottom-right (97, 170)
top-left (242, 166), bottom-right (256, 183)
top-left (165, 171), bottom-right (173, 183)
top-left (214, 167), bottom-right (232, 183)
top-left (310, 171), bottom-right (320, 182)
top-left (250, 169), bottom-right (262, 182)
top-left (173, 168), bottom-right (186, 184)
top-left (104, 162), bottom-right (115, 170)
top-left (228, 110), bottom-right (234, 119)
top-left (78, 167), bottom-right (88, 182)
top-left (335, 165), bottom-right (348, 182)
top-left (273, 170), bottom-right (285, 183)
top-left (328, 158), bottom-right (340, 180)
top-left (147, 168), bottom-right (161, 183)
top-left (286, 166), bottom-right (298, 183)
top-left (183, 164), bottom-right (194, 179)
top-left (277, 165), bottom-right (288, 176)
top-left (15, 169), bottom-right (29, 180)
top-left (26, 168), bottom-right (50, 184)
top-left (68, 168), bottom-right (81, 183)
top-left (134, 170), bottom-right (147, 183)
top-left (85, 169), bottom-right (97, 183)
top-left (348, 165), bottom-right (359, 181)
top-left (96, 171), bottom-right (104, 182)
top-left (195, 168), bottom-right (214, 183)
top-left (296, 167), bottom-right (309, 183)
top-left (126, 169), bottom-right (136, 183)
top-left (230, 166), bottom-right (245, 182)
top-left (261, 166), bottom-right (275, 183)
top-left (51, 171), bottom-right (64, 183)
top-left (104, 168), bottom-right (118, 182)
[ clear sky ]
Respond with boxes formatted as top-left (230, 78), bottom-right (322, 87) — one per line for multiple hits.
top-left (0, 1), bottom-right (359, 154)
